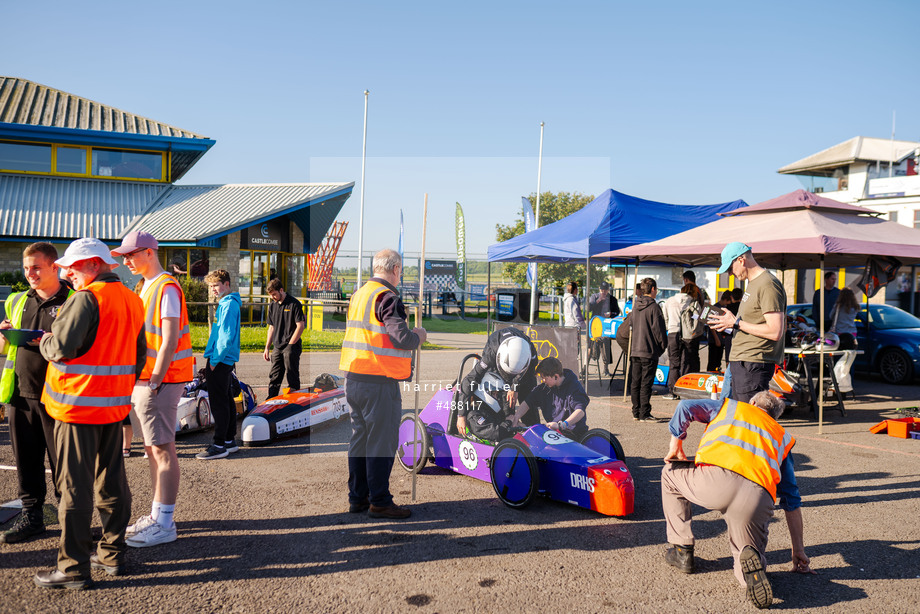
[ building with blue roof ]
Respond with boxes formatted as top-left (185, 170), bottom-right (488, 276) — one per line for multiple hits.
top-left (0, 76), bottom-right (353, 322)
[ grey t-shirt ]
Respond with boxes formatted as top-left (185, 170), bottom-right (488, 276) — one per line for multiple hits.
top-left (730, 270), bottom-right (786, 365)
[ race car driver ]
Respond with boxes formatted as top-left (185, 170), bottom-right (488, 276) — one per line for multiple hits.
top-left (456, 327), bottom-right (538, 441)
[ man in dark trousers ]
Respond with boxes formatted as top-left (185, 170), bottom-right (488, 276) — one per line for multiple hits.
top-left (588, 281), bottom-right (620, 375)
top-left (0, 242), bottom-right (71, 544)
top-left (339, 249), bottom-right (426, 519)
top-left (616, 278), bottom-right (667, 422)
top-left (35, 238), bottom-right (145, 589)
top-left (263, 278), bottom-right (305, 397)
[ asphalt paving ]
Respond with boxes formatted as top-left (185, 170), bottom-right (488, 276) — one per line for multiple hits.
top-left (1, 336), bottom-right (918, 613)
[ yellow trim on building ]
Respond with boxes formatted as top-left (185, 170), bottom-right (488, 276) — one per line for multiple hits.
top-left (0, 138), bottom-right (168, 183)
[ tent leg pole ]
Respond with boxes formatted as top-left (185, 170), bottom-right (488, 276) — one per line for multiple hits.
top-left (487, 262), bottom-right (492, 333)
top-left (818, 257), bottom-right (825, 435)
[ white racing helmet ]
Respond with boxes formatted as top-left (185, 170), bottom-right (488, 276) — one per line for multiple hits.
top-left (497, 336), bottom-right (531, 376)
top-left (818, 332), bottom-right (840, 351)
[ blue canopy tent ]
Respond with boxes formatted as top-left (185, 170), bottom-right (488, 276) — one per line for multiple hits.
top-left (484, 189), bottom-right (748, 350)
top-left (487, 189), bottom-right (748, 263)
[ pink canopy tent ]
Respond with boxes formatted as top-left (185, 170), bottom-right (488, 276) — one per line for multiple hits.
top-left (597, 189), bottom-right (920, 432)
top-left (596, 190), bottom-right (920, 268)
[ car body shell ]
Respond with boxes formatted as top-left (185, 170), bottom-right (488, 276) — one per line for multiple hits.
top-left (397, 389), bottom-right (635, 516)
top-left (241, 386), bottom-right (349, 446)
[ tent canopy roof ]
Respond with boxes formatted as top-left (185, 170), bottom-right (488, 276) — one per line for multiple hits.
top-left (487, 189), bottom-right (747, 263)
top-left (598, 190), bottom-right (920, 269)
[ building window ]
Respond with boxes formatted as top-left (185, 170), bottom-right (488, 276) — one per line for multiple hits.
top-left (0, 141), bottom-right (51, 173)
top-left (914, 210), bottom-right (920, 229)
top-left (0, 140), bottom-right (167, 182)
top-left (889, 211), bottom-right (899, 224)
top-left (55, 146), bottom-right (87, 175)
top-left (92, 148), bottom-right (163, 180)
top-left (165, 248), bottom-right (210, 279)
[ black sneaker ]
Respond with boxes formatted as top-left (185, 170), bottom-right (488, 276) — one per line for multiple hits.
top-left (665, 544), bottom-right (695, 573)
top-left (196, 444), bottom-right (228, 460)
top-left (224, 441), bottom-right (240, 454)
top-left (0, 511), bottom-right (45, 544)
top-left (662, 393), bottom-right (681, 400)
top-left (740, 545), bottom-right (773, 609)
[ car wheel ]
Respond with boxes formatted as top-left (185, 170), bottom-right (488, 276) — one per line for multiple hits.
top-left (878, 348), bottom-right (913, 385)
top-left (580, 428), bottom-right (626, 462)
top-left (395, 414), bottom-right (430, 473)
top-left (489, 439), bottom-right (539, 509)
top-left (196, 396), bottom-right (212, 429)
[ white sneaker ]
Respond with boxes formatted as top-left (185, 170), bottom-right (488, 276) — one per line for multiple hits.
top-left (126, 520), bottom-right (177, 548)
top-left (126, 514), bottom-right (155, 537)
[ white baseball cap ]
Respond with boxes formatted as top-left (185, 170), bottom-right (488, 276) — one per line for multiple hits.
top-left (56, 238), bottom-right (118, 267)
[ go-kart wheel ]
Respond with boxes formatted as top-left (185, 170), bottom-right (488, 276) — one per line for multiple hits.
top-left (580, 428), bottom-right (626, 462)
top-left (489, 439), bottom-right (539, 509)
top-left (396, 414), bottom-right (430, 473)
top-left (196, 396), bottom-right (212, 429)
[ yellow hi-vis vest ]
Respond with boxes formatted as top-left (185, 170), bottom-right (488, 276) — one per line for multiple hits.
top-left (695, 398), bottom-right (795, 501)
top-left (1, 288), bottom-right (74, 403)
top-left (339, 280), bottom-right (412, 380)
top-left (42, 280), bottom-right (144, 425)
top-left (140, 274), bottom-right (194, 383)
top-left (0, 292), bottom-right (28, 403)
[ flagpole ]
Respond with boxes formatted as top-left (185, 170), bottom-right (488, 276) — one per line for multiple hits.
top-left (412, 194), bottom-right (428, 501)
top-left (529, 122), bottom-right (544, 326)
top-left (357, 90), bottom-right (369, 289)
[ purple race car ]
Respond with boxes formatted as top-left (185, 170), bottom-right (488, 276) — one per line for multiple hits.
top-left (395, 355), bottom-right (635, 515)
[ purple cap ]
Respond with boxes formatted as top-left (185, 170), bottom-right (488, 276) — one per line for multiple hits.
top-left (111, 231), bottom-right (158, 256)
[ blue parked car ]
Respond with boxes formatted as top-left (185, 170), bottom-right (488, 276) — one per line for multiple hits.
top-left (786, 303), bottom-right (920, 385)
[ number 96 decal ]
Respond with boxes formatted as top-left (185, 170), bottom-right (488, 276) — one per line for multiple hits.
top-left (542, 430), bottom-right (574, 445)
top-left (458, 441), bottom-right (478, 470)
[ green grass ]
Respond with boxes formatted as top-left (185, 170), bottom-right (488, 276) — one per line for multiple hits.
top-left (328, 312), bottom-right (490, 335)
top-left (190, 324), bottom-right (446, 352)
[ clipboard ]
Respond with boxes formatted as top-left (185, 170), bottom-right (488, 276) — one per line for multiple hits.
top-left (0, 329), bottom-right (44, 346)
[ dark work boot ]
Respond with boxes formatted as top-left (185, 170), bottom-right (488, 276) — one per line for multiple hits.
top-left (0, 510), bottom-right (46, 544)
top-left (740, 545), bottom-right (772, 609)
top-left (665, 543), bottom-right (695, 573)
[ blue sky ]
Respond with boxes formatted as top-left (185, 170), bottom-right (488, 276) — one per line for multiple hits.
top-left (4, 0), bottom-right (919, 259)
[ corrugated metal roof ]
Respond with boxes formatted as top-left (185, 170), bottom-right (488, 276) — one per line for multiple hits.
top-left (124, 182), bottom-right (355, 245)
top-left (0, 174), bottom-right (168, 240)
top-left (0, 76), bottom-right (208, 140)
top-left (289, 193), bottom-right (351, 252)
top-left (779, 136), bottom-right (920, 175)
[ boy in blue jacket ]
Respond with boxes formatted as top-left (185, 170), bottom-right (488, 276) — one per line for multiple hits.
top-left (198, 269), bottom-right (241, 460)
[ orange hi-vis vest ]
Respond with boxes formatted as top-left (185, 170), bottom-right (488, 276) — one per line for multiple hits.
top-left (695, 398), bottom-right (795, 501)
top-left (339, 280), bottom-right (412, 380)
top-left (42, 280), bottom-right (144, 425)
top-left (141, 274), bottom-right (194, 383)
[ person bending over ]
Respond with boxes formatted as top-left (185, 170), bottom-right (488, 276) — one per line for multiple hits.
top-left (512, 357), bottom-right (588, 439)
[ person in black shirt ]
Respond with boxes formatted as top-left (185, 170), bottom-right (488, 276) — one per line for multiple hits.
top-left (588, 281), bottom-right (620, 374)
top-left (263, 279), bottom-right (305, 398)
top-left (0, 243), bottom-right (71, 544)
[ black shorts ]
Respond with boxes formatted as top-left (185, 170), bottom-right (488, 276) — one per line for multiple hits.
top-left (729, 360), bottom-right (775, 403)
